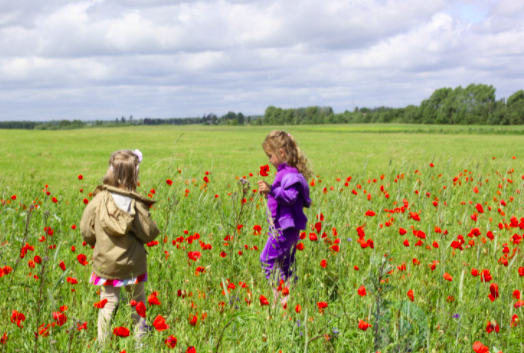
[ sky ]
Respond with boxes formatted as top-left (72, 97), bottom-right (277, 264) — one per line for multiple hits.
top-left (0, 0), bottom-right (523, 121)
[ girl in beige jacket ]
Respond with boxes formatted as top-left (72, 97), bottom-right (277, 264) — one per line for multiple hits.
top-left (80, 149), bottom-right (160, 347)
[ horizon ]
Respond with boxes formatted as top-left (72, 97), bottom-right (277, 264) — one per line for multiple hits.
top-left (0, 0), bottom-right (523, 122)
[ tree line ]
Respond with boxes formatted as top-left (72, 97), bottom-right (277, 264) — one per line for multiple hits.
top-left (1, 84), bottom-right (523, 130)
top-left (260, 84), bottom-right (524, 125)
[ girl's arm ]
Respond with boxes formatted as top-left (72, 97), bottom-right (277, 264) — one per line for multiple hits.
top-left (133, 201), bottom-right (161, 244)
top-left (80, 200), bottom-right (97, 246)
top-left (268, 184), bottom-right (300, 206)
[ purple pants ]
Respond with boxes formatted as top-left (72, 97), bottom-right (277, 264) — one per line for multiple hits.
top-left (260, 228), bottom-right (300, 282)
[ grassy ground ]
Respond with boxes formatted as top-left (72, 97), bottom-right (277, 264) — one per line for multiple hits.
top-left (0, 124), bottom-right (524, 352)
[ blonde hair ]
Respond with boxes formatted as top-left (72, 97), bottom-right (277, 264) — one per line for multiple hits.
top-left (262, 130), bottom-right (313, 180)
top-left (103, 150), bottom-right (140, 191)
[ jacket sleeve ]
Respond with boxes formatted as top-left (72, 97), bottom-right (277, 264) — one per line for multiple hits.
top-left (80, 199), bottom-right (97, 247)
top-left (269, 183), bottom-right (301, 206)
top-left (133, 201), bottom-right (160, 244)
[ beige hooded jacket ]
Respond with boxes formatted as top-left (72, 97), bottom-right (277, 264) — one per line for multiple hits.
top-left (80, 185), bottom-right (160, 280)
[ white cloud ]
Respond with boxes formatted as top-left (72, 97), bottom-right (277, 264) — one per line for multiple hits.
top-left (0, 0), bottom-right (523, 120)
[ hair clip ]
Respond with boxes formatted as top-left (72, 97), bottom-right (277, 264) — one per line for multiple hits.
top-left (134, 149), bottom-right (143, 163)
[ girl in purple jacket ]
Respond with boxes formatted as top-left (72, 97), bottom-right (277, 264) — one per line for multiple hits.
top-left (257, 130), bottom-right (312, 303)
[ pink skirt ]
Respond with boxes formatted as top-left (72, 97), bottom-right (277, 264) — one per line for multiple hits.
top-left (89, 272), bottom-right (148, 287)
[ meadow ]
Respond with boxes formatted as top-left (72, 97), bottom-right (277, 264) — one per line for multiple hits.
top-left (1, 124), bottom-right (524, 352)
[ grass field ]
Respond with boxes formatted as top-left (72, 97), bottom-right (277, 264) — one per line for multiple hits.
top-left (1, 124), bottom-right (524, 352)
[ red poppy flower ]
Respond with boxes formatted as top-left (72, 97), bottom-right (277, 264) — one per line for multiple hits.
top-left (403, 239), bottom-right (409, 247)
top-left (186, 347), bottom-right (196, 353)
top-left (1, 333), bottom-right (7, 344)
top-left (511, 314), bottom-right (519, 327)
top-left (94, 299), bottom-right (108, 309)
top-left (409, 212), bottom-right (421, 221)
top-left (83, 198), bottom-right (89, 204)
top-left (77, 322), bottom-right (87, 331)
top-left (514, 290), bottom-right (521, 300)
top-left (77, 254), bottom-right (88, 266)
top-left (475, 203), bottom-right (484, 214)
top-left (66, 277), bottom-right (78, 284)
top-left (331, 244), bottom-right (340, 252)
top-left (488, 283), bottom-right (499, 302)
top-left (259, 165), bottom-right (270, 177)
top-left (78, 175), bottom-right (83, 180)
top-left (220, 251), bottom-right (227, 258)
top-left (443, 273), bottom-right (453, 281)
top-left (148, 293), bottom-right (161, 306)
top-left (113, 326), bottom-right (130, 337)
top-left (188, 251), bottom-right (201, 261)
top-left (53, 312), bottom-right (67, 326)
top-left (317, 301), bottom-right (328, 313)
top-left (165, 335), bottom-right (177, 348)
top-left (295, 304), bottom-right (301, 313)
top-left (357, 285), bottom-right (366, 297)
top-left (59, 261), bottom-right (66, 271)
top-left (153, 315), bottom-right (169, 331)
top-left (472, 341), bottom-right (489, 353)
top-left (166, 179), bottom-right (173, 186)
top-left (51, 197), bottom-right (58, 203)
top-left (282, 287), bottom-right (289, 296)
top-left (136, 301), bottom-right (146, 318)
top-left (481, 269), bottom-right (492, 282)
top-left (485, 321), bottom-right (499, 333)
top-left (407, 289), bottom-right (414, 302)
top-left (515, 300), bottom-right (524, 308)
top-left (296, 242), bottom-right (304, 251)
top-left (471, 268), bottom-right (479, 277)
top-left (320, 259), bottom-right (327, 268)
top-left (189, 315), bottom-right (198, 326)
top-left (358, 320), bottom-right (372, 331)
top-left (399, 228), bottom-right (407, 235)
top-left (253, 225), bottom-right (262, 235)
top-left (309, 233), bottom-right (318, 242)
top-left (260, 295), bottom-right (269, 306)
top-left (365, 210), bottom-right (375, 217)
top-left (10, 310), bottom-right (25, 328)
top-left (203, 176), bottom-right (209, 183)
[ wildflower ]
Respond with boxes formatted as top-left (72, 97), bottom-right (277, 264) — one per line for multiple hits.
top-left (113, 327), bottom-right (130, 337)
top-left (358, 320), bottom-right (372, 331)
top-left (260, 295), bottom-right (269, 306)
top-left (94, 299), bottom-right (108, 309)
top-left (407, 289), bottom-right (414, 302)
top-left (488, 283), bottom-right (499, 302)
top-left (136, 301), bottom-right (146, 318)
top-left (10, 310), bottom-right (25, 328)
top-left (357, 286), bottom-right (366, 297)
top-left (165, 335), bottom-right (177, 348)
top-left (53, 312), bottom-right (67, 326)
top-left (153, 315), bottom-right (169, 331)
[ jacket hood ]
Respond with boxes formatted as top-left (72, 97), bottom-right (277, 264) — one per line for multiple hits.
top-left (281, 172), bottom-right (311, 208)
top-left (93, 185), bottom-right (156, 206)
top-left (93, 185), bottom-right (154, 236)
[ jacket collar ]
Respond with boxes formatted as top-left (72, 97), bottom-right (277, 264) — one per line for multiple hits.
top-left (93, 185), bottom-right (156, 205)
top-left (277, 163), bottom-right (289, 172)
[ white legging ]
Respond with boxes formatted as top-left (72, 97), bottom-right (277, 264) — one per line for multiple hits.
top-left (98, 282), bottom-right (147, 346)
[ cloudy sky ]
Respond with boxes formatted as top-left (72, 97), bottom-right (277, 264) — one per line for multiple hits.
top-left (0, 0), bottom-right (523, 121)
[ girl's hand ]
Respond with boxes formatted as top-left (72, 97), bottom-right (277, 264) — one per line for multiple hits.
top-left (257, 180), bottom-right (271, 195)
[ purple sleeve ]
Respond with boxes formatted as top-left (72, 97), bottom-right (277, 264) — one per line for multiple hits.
top-left (269, 183), bottom-right (300, 206)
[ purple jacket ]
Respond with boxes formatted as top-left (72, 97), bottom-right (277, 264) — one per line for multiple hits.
top-left (267, 163), bottom-right (311, 230)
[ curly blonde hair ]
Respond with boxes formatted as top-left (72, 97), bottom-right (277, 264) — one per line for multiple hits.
top-left (102, 150), bottom-right (140, 191)
top-left (262, 130), bottom-right (313, 180)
